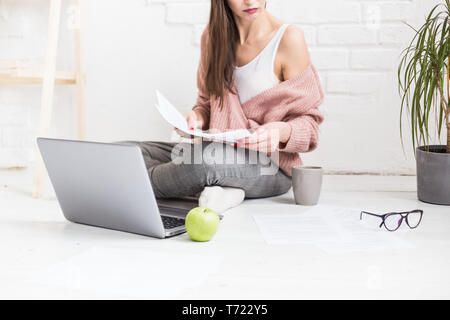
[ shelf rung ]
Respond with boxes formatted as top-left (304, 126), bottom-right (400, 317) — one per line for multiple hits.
top-left (0, 73), bottom-right (77, 85)
top-left (12, 68), bottom-right (77, 81)
top-left (0, 60), bottom-right (30, 70)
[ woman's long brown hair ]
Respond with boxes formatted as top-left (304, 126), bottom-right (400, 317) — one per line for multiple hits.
top-left (205, 0), bottom-right (239, 110)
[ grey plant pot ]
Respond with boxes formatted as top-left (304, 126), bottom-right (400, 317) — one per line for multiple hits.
top-left (416, 145), bottom-right (450, 205)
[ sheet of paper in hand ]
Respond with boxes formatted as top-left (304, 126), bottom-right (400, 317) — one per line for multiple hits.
top-left (155, 90), bottom-right (251, 143)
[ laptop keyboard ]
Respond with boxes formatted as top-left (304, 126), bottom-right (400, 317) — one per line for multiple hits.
top-left (161, 215), bottom-right (185, 229)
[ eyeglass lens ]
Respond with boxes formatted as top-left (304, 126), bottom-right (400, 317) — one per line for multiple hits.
top-left (406, 210), bottom-right (422, 228)
top-left (384, 214), bottom-right (403, 231)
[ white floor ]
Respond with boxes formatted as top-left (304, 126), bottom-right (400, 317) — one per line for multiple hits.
top-left (1, 167), bottom-right (449, 299)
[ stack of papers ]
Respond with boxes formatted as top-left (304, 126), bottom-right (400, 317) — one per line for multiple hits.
top-left (155, 90), bottom-right (251, 143)
top-left (252, 204), bottom-right (414, 254)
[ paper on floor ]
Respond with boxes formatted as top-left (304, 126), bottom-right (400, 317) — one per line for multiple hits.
top-left (155, 90), bottom-right (251, 143)
top-left (252, 204), bottom-right (414, 254)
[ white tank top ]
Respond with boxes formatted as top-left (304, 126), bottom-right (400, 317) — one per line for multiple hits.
top-left (234, 23), bottom-right (290, 104)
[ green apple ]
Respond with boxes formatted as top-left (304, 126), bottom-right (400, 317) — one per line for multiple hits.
top-left (185, 206), bottom-right (220, 241)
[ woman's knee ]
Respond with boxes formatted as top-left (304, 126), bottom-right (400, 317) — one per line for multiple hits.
top-left (243, 173), bottom-right (292, 199)
top-left (278, 177), bottom-right (292, 195)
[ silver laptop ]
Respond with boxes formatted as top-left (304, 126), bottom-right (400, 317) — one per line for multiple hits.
top-left (37, 137), bottom-right (201, 238)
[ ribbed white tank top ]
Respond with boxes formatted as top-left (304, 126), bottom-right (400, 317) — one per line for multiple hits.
top-left (234, 24), bottom-right (290, 104)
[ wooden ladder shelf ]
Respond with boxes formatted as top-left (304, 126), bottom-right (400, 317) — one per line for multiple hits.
top-left (0, 0), bottom-right (86, 198)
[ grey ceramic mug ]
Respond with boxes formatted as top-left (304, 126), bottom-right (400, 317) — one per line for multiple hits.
top-left (292, 166), bottom-right (323, 205)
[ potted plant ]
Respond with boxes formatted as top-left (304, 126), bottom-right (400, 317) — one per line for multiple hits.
top-left (398, 0), bottom-right (449, 205)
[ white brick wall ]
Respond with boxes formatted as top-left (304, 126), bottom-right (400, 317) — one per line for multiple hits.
top-left (0, 0), bottom-right (445, 175)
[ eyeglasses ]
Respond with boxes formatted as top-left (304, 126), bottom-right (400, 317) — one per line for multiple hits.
top-left (360, 209), bottom-right (423, 231)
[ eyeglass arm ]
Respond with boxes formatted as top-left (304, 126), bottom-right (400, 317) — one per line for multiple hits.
top-left (360, 211), bottom-right (385, 220)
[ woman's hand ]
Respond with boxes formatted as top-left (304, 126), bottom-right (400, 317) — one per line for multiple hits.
top-left (174, 110), bottom-right (205, 140)
top-left (185, 110), bottom-right (204, 131)
top-left (237, 122), bottom-right (292, 153)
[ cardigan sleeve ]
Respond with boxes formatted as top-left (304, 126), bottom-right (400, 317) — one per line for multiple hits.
top-left (192, 28), bottom-right (211, 125)
top-left (278, 106), bottom-right (324, 154)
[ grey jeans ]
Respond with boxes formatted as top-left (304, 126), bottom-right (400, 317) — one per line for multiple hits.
top-left (115, 140), bottom-right (292, 199)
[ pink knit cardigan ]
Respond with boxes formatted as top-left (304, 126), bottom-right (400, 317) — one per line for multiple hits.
top-left (192, 28), bottom-right (325, 177)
